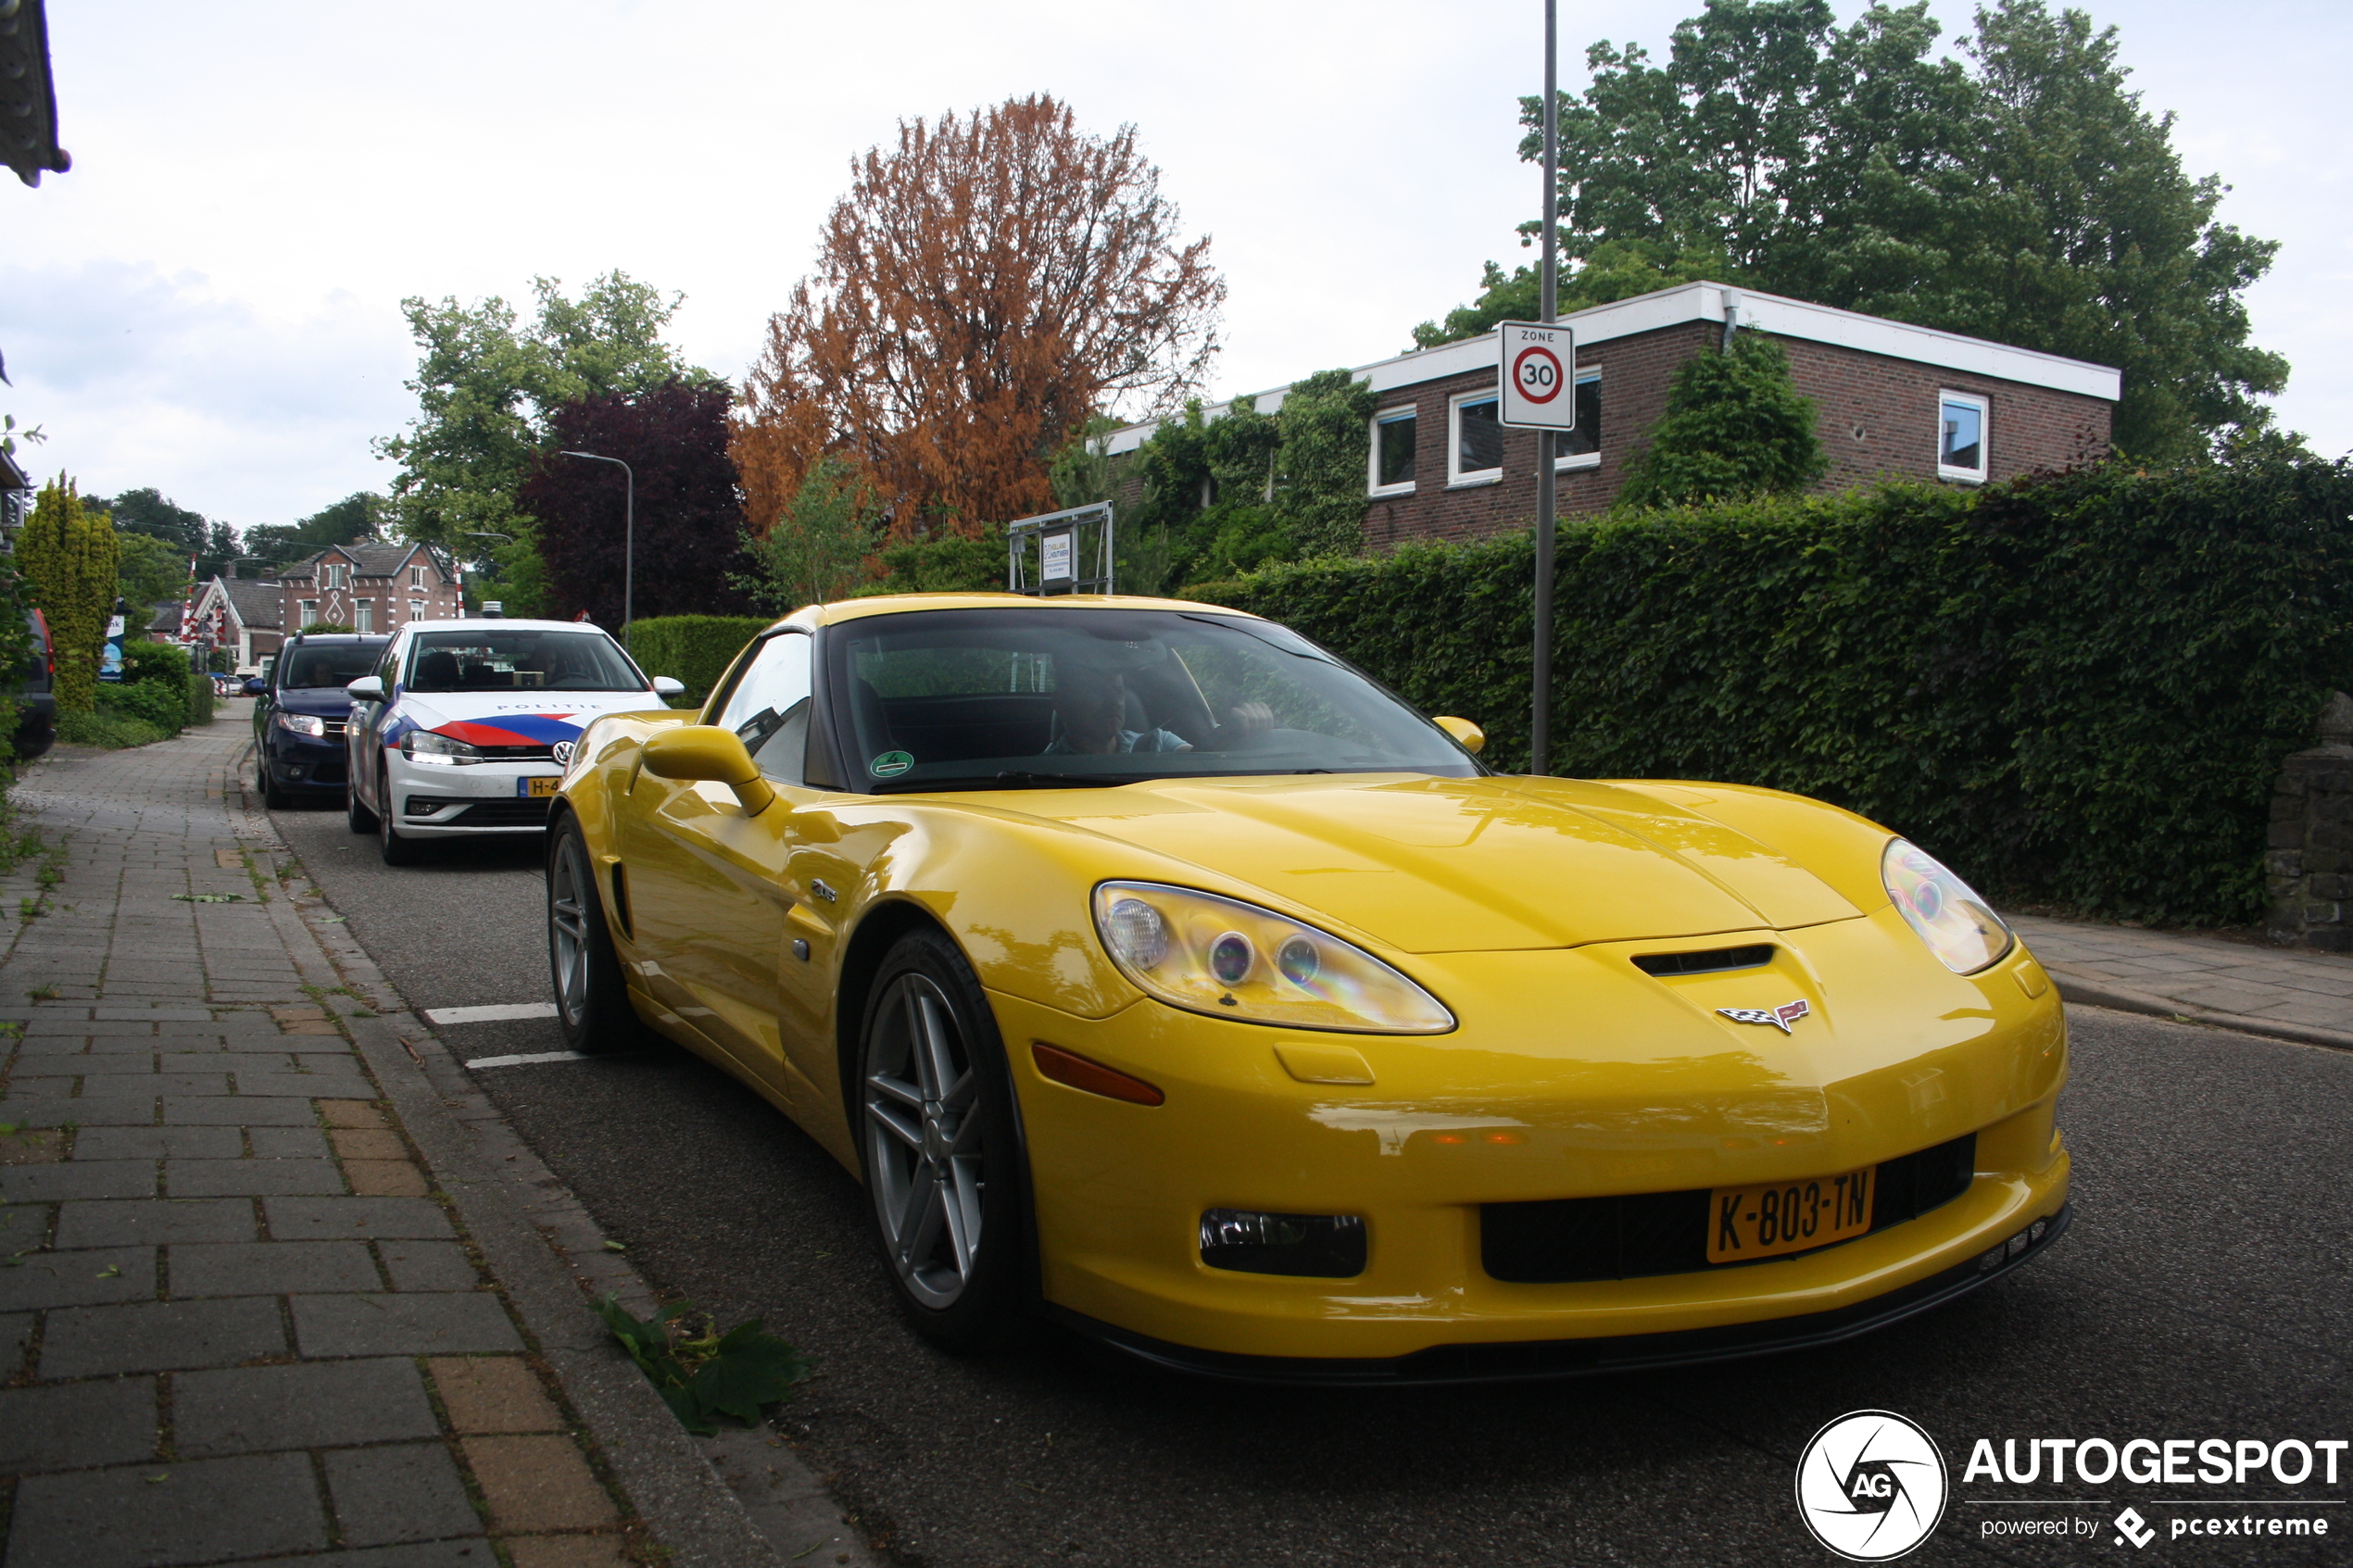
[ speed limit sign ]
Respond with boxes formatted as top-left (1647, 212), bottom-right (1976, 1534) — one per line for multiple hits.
top-left (1498, 320), bottom-right (1577, 431)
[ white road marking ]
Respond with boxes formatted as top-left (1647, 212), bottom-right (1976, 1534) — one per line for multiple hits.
top-left (425, 1003), bottom-right (560, 1025)
top-left (464, 1050), bottom-right (596, 1070)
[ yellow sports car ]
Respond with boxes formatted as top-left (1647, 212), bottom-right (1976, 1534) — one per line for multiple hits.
top-left (546, 594), bottom-right (2069, 1382)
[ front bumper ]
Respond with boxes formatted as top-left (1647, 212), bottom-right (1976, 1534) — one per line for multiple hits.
top-left (381, 748), bottom-right (562, 835)
top-left (265, 731), bottom-right (349, 793)
top-left (992, 909), bottom-right (2072, 1366)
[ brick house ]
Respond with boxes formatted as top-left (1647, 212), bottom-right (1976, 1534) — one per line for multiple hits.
top-left (278, 543), bottom-right (461, 636)
top-left (1109, 281), bottom-right (2119, 548)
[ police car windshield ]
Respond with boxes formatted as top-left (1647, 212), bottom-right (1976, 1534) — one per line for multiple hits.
top-left (405, 630), bottom-right (645, 694)
top-left (280, 645), bottom-right (384, 690)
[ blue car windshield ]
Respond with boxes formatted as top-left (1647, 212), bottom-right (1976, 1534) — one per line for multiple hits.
top-left (404, 630), bottom-right (646, 694)
top-left (827, 607), bottom-right (1480, 791)
top-left (279, 645), bottom-right (384, 689)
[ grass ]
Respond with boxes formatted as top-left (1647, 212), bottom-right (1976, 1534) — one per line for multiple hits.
top-left (57, 710), bottom-right (171, 749)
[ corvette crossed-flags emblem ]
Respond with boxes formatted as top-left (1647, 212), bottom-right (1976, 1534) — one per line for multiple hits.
top-left (1718, 998), bottom-right (1811, 1034)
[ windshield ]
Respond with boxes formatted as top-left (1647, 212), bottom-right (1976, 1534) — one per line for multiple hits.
top-left (280, 643), bottom-right (385, 690)
top-left (827, 607), bottom-right (1478, 791)
top-left (404, 630), bottom-right (646, 694)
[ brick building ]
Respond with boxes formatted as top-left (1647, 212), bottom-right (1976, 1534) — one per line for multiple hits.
top-left (1108, 281), bottom-right (2119, 548)
top-left (277, 543), bottom-right (461, 636)
top-left (184, 575), bottom-right (287, 673)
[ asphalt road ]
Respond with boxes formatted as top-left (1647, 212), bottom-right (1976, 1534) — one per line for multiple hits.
top-left (268, 778), bottom-right (2353, 1568)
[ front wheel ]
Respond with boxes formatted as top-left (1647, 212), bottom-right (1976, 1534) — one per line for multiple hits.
top-left (857, 927), bottom-right (1030, 1351)
top-left (546, 817), bottom-right (656, 1054)
top-left (376, 764), bottom-right (424, 866)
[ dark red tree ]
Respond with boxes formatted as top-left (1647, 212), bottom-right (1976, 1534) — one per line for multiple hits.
top-left (522, 380), bottom-right (756, 628)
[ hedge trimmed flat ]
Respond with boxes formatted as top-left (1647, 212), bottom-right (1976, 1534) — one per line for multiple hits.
top-left (547, 594), bottom-right (2070, 1381)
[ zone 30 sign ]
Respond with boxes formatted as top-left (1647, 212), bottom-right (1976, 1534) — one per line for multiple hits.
top-left (1498, 320), bottom-right (1578, 431)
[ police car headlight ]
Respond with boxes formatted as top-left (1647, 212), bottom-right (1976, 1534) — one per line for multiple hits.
top-left (402, 730), bottom-right (484, 766)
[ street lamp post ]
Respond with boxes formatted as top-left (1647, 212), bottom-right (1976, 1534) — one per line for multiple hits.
top-left (1530, 0), bottom-right (1559, 775)
top-left (558, 451), bottom-right (635, 649)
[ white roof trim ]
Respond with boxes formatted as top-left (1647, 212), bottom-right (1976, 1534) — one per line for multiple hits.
top-left (1106, 281), bottom-right (2120, 455)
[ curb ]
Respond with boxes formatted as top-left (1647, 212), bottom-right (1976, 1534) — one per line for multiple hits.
top-left (2050, 969), bottom-right (2353, 1054)
top-left (233, 741), bottom-right (879, 1567)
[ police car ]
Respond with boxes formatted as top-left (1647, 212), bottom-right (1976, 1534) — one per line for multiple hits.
top-left (343, 618), bottom-right (685, 866)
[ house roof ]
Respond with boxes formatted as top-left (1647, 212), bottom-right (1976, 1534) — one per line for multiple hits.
top-left (222, 577), bottom-right (283, 630)
top-left (1105, 280), bottom-right (2124, 456)
top-left (147, 601), bottom-right (183, 633)
top-left (282, 541), bottom-right (447, 581)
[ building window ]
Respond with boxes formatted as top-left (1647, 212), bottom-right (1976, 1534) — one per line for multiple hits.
top-left (298, 600), bottom-right (319, 628)
top-left (410, 600), bottom-right (426, 621)
top-left (411, 566), bottom-right (427, 590)
top-left (1938, 392), bottom-right (1988, 482)
top-left (1556, 372), bottom-right (1604, 467)
top-left (1368, 408), bottom-right (1416, 495)
top-left (355, 600), bottom-right (373, 634)
top-left (1449, 392), bottom-right (1504, 485)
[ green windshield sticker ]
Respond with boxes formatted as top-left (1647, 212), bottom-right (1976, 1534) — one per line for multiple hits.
top-left (869, 750), bottom-right (914, 778)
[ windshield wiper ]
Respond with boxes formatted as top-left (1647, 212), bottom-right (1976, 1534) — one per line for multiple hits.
top-left (871, 771), bottom-right (1144, 793)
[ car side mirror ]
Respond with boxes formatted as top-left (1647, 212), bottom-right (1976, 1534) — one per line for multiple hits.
top-left (346, 676), bottom-right (386, 704)
top-left (1433, 716), bottom-right (1485, 755)
top-left (641, 725), bottom-right (774, 816)
top-left (650, 676), bottom-right (686, 697)
top-left (241, 678), bottom-right (266, 696)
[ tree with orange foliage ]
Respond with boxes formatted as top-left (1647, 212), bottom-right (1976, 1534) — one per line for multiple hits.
top-left (733, 94), bottom-right (1223, 544)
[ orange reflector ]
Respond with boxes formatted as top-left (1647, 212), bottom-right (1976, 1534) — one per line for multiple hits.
top-left (1031, 1042), bottom-right (1164, 1107)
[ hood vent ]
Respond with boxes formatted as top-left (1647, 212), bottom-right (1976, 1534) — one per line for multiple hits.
top-left (1631, 944), bottom-right (1774, 978)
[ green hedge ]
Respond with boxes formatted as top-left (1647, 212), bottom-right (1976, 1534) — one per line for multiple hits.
top-left (1214, 456), bottom-right (2353, 927)
top-left (97, 678), bottom-right (184, 734)
top-left (627, 615), bottom-right (772, 705)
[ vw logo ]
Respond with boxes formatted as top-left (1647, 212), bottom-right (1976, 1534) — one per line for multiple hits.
top-left (551, 741), bottom-right (574, 765)
top-left (1795, 1410), bottom-right (1948, 1561)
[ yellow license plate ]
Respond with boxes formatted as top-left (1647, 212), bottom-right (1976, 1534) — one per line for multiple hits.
top-left (1706, 1167), bottom-right (1874, 1263)
top-left (520, 775), bottom-right (561, 798)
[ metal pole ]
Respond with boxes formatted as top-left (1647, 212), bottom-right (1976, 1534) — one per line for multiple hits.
top-left (1530, 0), bottom-right (1559, 775)
top-left (557, 451), bottom-right (635, 650)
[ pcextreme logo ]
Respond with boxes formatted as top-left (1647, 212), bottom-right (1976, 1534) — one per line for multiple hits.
top-left (1795, 1411), bottom-right (1950, 1562)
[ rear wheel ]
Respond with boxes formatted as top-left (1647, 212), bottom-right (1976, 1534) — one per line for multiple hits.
top-left (857, 927), bottom-right (1030, 1350)
top-left (546, 816), bottom-right (654, 1053)
top-left (376, 764), bottom-right (424, 866)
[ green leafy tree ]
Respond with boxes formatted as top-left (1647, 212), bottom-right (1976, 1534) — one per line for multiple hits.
top-left (1267, 370), bottom-right (1378, 558)
top-left (1617, 333), bottom-right (1829, 508)
top-left (1424, 0), bottom-right (2284, 460)
top-left (732, 456), bottom-right (881, 615)
top-left (243, 492), bottom-right (379, 571)
top-left (116, 530), bottom-right (190, 613)
top-left (20, 480), bottom-right (122, 713)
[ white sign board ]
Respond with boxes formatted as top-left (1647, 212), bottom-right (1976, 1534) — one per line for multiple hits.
top-left (1040, 532), bottom-right (1074, 584)
top-left (1498, 320), bottom-right (1577, 431)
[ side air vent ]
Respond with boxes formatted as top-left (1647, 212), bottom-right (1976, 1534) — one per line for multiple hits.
top-left (1631, 944), bottom-right (1775, 977)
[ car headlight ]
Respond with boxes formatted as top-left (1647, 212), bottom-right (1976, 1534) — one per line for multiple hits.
top-left (272, 711), bottom-right (327, 738)
top-left (1881, 839), bottom-right (2013, 974)
top-left (1091, 881), bottom-right (1453, 1035)
top-left (401, 729), bottom-right (483, 766)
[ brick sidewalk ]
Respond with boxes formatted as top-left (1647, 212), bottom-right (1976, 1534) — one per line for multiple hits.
top-left (2011, 913), bottom-right (2353, 1051)
top-left (0, 719), bottom-right (797, 1568)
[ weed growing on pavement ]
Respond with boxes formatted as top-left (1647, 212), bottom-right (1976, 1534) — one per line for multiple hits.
top-left (592, 1294), bottom-right (812, 1435)
top-left (16, 897), bottom-right (37, 920)
top-left (24, 984), bottom-right (57, 1000)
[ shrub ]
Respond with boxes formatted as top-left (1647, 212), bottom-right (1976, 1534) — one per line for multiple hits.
top-left (19, 481), bottom-right (120, 713)
top-left (865, 526), bottom-right (1008, 596)
top-left (626, 615), bottom-right (772, 705)
top-left (101, 677), bottom-right (187, 734)
top-left (187, 671), bottom-right (216, 725)
top-left (60, 709), bottom-right (170, 749)
top-left (1617, 332), bottom-right (1828, 508)
top-left (1217, 453), bottom-right (2353, 927)
top-left (120, 639), bottom-right (190, 688)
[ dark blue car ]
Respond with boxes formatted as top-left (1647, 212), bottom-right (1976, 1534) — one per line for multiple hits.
top-left (253, 633), bottom-right (388, 809)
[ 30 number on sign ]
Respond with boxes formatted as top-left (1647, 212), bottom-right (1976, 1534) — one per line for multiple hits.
top-left (1513, 345), bottom-right (1564, 403)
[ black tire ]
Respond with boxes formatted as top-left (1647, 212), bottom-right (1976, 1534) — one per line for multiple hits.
top-left (546, 816), bottom-right (656, 1053)
top-left (856, 926), bottom-right (1032, 1351)
top-left (346, 775), bottom-right (377, 833)
top-left (262, 759), bottom-right (293, 811)
top-left (376, 764), bottom-right (425, 866)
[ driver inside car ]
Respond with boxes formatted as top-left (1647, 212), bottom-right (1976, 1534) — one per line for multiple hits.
top-left (1043, 667), bottom-right (1192, 756)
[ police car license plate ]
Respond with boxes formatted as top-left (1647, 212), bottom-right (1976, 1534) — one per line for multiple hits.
top-left (518, 776), bottom-right (560, 798)
top-left (1706, 1166), bottom-right (1874, 1263)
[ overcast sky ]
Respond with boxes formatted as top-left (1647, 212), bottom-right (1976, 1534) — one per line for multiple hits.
top-left (5, 0), bottom-right (2345, 531)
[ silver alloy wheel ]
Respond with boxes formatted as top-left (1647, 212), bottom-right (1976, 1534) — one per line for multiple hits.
top-left (863, 973), bottom-right (985, 1310)
top-left (548, 836), bottom-right (590, 1027)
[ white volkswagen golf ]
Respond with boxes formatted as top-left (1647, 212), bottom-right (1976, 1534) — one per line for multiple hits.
top-left (342, 619), bottom-right (686, 865)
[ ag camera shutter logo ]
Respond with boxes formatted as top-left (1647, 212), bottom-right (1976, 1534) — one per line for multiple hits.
top-left (1795, 1410), bottom-right (1949, 1561)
